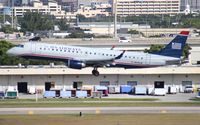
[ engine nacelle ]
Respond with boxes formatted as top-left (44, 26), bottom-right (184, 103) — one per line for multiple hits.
top-left (67, 60), bottom-right (86, 69)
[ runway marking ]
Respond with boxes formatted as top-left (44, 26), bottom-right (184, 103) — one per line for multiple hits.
top-left (95, 108), bottom-right (101, 114)
top-left (160, 110), bottom-right (167, 113)
top-left (28, 111), bottom-right (34, 115)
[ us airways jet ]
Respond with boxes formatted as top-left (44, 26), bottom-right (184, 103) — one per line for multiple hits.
top-left (7, 31), bottom-right (189, 76)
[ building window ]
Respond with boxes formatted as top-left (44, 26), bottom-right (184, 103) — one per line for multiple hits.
top-left (127, 81), bottom-right (137, 86)
top-left (100, 81), bottom-right (110, 86)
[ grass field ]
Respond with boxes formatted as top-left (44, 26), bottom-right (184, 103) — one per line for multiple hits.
top-left (0, 98), bottom-right (200, 107)
top-left (190, 97), bottom-right (200, 101)
top-left (0, 114), bottom-right (200, 125)
top-left (0, 98), bottom-right (159, 102)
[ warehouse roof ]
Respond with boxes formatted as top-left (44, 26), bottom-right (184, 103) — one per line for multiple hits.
top-left (0, 66), bottom-right (199, 75)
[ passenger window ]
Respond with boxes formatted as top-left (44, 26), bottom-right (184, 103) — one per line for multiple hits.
top-left (16, 44), bottom-right (24, 48)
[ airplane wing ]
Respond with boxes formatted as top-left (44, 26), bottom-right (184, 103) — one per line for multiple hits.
top-left (75, 50), bottom-right (125, 67)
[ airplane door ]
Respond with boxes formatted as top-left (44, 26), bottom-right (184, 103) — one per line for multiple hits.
top-left (31, 42), bottom-right (36, 54)
top-left (31, 42), bottom-right (41, 54)
top-left (145, 54), bottom-right (151, 65)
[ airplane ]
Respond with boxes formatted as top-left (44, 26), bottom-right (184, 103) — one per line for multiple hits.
top-left (7, 31), bottom-right (189, 76)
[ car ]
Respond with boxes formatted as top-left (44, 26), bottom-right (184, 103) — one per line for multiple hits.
top-left (82, 36), bottom-right (93, 41)
top-left (29, 36), bottom-right (41, 41)
top-left (184, 85), bottom-right (194, 93)
top-left (118, 37), bottom-right (132, 43)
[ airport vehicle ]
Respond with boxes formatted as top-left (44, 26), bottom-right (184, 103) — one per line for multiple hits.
top-left (82, 36), bottom-right (93, 41)
top-left (7, 31), bottom-right (189, 76)
top-left (118, 37), bottom-right (132, 43)
top-left (184, 85), bottom-right (194, 93)
top-left (29, 36), bottom-right (41, 41)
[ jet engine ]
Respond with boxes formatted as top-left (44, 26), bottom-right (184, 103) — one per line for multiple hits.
top-left (67, 60), bottom-right (86, 69)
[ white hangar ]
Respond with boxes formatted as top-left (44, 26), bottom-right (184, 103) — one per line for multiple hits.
top-left (0, 66), bottom-right (200, 93)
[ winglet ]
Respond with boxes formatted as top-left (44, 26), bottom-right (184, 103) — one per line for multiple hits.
top-left (115, 50), bottom-right (125, 59)
top-left (111, 45), bottom-right (116, 50)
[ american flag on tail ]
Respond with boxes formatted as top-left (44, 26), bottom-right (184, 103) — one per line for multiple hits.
top-left (172, 42), bottom-right (182, 50)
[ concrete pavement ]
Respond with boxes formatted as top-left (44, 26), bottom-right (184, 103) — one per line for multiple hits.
top-left (1, 107), bottom-right (200, 115)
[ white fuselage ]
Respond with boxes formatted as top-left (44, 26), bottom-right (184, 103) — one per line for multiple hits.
top-left (7, 42), bottom-right (180, 68)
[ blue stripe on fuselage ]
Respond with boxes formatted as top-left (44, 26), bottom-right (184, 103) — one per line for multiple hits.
top-left (109, 64), bottom-right (157, 68)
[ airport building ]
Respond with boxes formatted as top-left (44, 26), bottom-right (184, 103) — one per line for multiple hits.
top-left (0, 0), bottom-right (8, 7)
top-left (0, 66), bottom-right (200, 94)
top-left (77, 22), bottom-right (191, 36)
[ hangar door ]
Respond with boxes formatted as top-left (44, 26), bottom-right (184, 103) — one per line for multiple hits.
top-left (100, 81), bottom-right (110, 86)
top-left (182, 81), bottom-right (192, 86)
top-left (154, 81), bottom-right (164, 88)
top-left (17, 82), bottom-right (28, 93)
top-left (45, 82), bottom-right (55, 91)
top-left (73, 81), bottom-right (83, 90)
top-left (127, 81), bottom-right (137, 86)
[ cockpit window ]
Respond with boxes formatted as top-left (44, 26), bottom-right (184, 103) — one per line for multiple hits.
top-left (16, 44), bottom-right (24, 48)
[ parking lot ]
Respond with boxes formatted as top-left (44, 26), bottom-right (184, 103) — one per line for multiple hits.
top-left (15, 92), bottom-right (197, 102)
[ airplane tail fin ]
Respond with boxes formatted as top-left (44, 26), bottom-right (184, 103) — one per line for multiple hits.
top-left (152, 31), bottom-right (189, 58)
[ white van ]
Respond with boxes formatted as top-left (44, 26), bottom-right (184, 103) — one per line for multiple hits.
top-left (118, 37), bottom-right (132, 43)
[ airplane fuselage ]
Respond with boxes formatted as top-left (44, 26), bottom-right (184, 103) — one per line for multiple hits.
top-left (7, 42), bottom-right (180, 68)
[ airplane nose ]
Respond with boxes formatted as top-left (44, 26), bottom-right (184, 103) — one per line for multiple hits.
top-left (7, 49), bottom-right (15, 56)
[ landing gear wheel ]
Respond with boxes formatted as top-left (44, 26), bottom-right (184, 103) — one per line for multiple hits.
top-left (92, 69), bottom-right (99, 76)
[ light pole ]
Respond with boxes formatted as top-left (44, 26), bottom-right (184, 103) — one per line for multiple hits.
top-left (11, 0), bottom-right (14, 28)
top-left (114, 0), bottom-right (117, 38)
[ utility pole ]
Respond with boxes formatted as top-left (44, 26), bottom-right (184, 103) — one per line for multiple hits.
top-left (3, 8), bottom-right (5, 24)
top-left (114, 0), bottom-right (117, 38)
top-left (11, 0), bottom-right (14, 28)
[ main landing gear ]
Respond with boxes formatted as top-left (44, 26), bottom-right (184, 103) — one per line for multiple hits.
top-left (92, 67), bottom-right (99, 76)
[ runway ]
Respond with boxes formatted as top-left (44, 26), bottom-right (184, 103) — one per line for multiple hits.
top-left (1, 107), bottom-right (200, 115)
